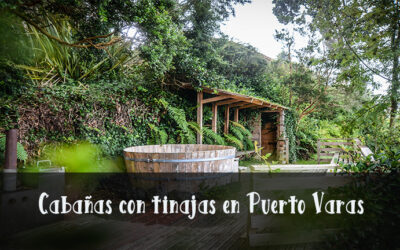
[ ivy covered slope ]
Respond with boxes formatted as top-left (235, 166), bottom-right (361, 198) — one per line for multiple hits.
top-left (0, 0), bottom-right (257, 160)
top-left (0, 64), bottom-right (257, 158)
top-left (1, 70), bottom-right (179, 157)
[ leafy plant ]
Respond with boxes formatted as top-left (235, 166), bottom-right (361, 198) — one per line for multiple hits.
top-left (230, 121), bottom-right (254, 150)
top-left (322, 150), bottom-right (400, 249)
top-left (148, 124), bottom-right (168, 145)
top-left (254, 140), bottom-right (272, 172)
top-left (224, 133), bottom-right (243, 150)
top-left (42, 142), bottom-right (121, 172)
top-left (159, 98), bottom-right (196, 144)
top-left (340, 149), bottom-right (400, 173)
top-left (0, 136), bottom-right (28, 164)
top-left (203, 127), bottom-right (225, 145)
top-left (17, 15), bottom-right (131, 84)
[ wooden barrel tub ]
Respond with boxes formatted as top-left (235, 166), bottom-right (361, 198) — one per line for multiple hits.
top-left (123, 144), bottom-right (238, 194)
top-left (123, 144), bottom-right (237, 173)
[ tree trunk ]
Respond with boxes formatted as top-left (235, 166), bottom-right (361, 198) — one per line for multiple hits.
top-left (389, 17), bottom-right (400, 129)
top-left (288, 44), bottom-right (293, 106)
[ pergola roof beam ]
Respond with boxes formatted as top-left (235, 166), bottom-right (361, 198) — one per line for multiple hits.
top-left (228, 101), bottom-right (249, 108)
top-left (202, 95), bottom-right (231, 104)
top-left (182, 83), bottom-right (288, 110)
top-left (215, 99), bottom-right (242, 106)
top-left (238, 103), bottom-right (260, 109)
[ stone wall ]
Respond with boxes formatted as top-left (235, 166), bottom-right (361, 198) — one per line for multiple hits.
top-left (250, 113), bottom-right (262, 147)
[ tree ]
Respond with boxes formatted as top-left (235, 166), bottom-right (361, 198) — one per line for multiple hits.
top-left (212, 39), bottom-right (271, 91)
top-left (1, 0), bottom-right (189, 81)
top-left (275, 28), bottom-right (294, 105)
top-left (273, 0), bottom-right (400, 128)
top-left (165, 0), bottom-right (251, 88)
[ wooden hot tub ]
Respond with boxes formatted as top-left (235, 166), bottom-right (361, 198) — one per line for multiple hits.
top-left (123, 144), bottom-right (237, 173)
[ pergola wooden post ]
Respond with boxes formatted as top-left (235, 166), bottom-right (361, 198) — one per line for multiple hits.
top-left (212, 103), bottom-right (218, 133)
top-left (197, 91), bottom-right (203, 144)
top-left (233, 108), bottom-right (239, 122)
top-left (224, 105), bottom-right (230, 134)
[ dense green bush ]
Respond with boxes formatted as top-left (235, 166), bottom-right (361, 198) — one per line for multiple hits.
top-left (322, 151), bottom-right (400, 249)
top-left (295, 115), bottom-right (346, 160)
top-left (0, 76), bottom-right (162, 157)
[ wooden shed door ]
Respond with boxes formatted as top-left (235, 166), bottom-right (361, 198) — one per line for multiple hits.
top-left (261, 121), bottom-right (277, 156)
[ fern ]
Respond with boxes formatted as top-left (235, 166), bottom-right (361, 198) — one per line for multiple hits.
top-left (204, 136), bottom-right (213, 145)
top-left (185, 129), bottom-right (197, 144)
top-left (229, 121), bottom-right (254, 150)
top-left (244, 136), bottom-right (255, 150)
top-left (230, 125), bottom-right (244, 141)
top-left (158, 129), bottom-right (168, 144)
top-left (168, 136), bottom-right (176, 144)
top-left (203, 127), bottom-right (225, 145)
top-left (166, 106), bottom-right (190, 141)
top-left (188, 121), bottom-right (202, 135)
top-left (224, 134), bottom-right (243, 150)
top-left (159, 98), bottom-right (169, 109)
top-left (179, 132), bottom-right (186, 144)
top-left (160, 99), bottom-right (196, 144)
top-left (231, 121), bottom-right (252, 137)
top-left (148, 124), bottom-right (168, 144)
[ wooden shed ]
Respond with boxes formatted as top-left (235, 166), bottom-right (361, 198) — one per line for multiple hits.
top-left (183, 84), bottom-right (290, 163)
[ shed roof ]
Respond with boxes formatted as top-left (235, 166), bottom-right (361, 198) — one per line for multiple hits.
top-left (183, 84), bottom-right (289, 110)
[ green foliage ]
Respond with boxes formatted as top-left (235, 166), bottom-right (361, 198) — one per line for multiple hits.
top-left (284, 110), bottom-right (297, 162)
top-left (0, 11), bottom-right (32, 64)
top-left (341, 149), bottom-right (400, 173)
top-left (229, 125), bottom-right (244, 141)
top-left (3, 0), bottom-right (396, 167)
top-left (224, 134), bottom-right (243, 150)
top-left (83, 124), bottom-right (146, 157)
top-left (42, 142), bottom-right (121, 172)
top-left (16, 15), bottom-right (132, 83)
top-left (254, 140), bottom-right (272, 171)
top-left (0, 136), bottom-right (28, 164)
top-left (0, 77), bottom-right (153, 157)
top-left (148, 124), bottom-right (168, 145)
top-left (340, 96), bottom-right (400, 154)
top-left (323, 151), bottom-right (400, 249)
top-left (159, 98), bottom-right (196, 144)
top-left (0, 59), bottom-right (27, 129)
top-left (230, 121), bottom-right (254, 150)
top-left (202, 127), bottom-right (225, 145)
top-left (296, 115), bottom-right (346, 160)
top-left (149, 100), bottom-right (254, 151)
top-left (187, 121), bottom-right (202, 136)
top-left (273, 0), bottom-right (400, 128)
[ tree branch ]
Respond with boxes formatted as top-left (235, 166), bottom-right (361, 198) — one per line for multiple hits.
top-left (342, 36), bottom-right (391, 81)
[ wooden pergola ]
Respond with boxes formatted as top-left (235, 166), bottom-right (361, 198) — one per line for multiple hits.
top-left (183, 84), bottom-right (289, 145)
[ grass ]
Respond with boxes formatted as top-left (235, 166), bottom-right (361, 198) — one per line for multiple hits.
top-left (293, 154), bottom-right (322, 165)
top-left (239, 158), bottom-right (264, 167)
top-left (240, 154), bottom-right (325, 167)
